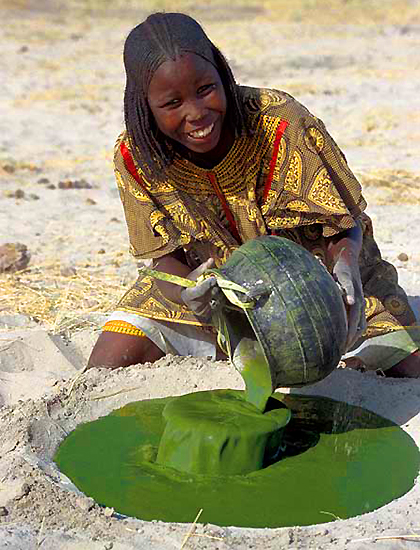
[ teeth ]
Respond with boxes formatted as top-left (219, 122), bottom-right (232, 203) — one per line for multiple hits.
top-left (189, 123), bottom-right (214, 139)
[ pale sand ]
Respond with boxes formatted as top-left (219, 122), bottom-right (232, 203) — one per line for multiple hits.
top-left (1, 2), bottom-right (420, 548)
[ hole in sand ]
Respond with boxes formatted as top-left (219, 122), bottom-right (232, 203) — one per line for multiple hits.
top-left (54, 390), bottom-right (420, 528)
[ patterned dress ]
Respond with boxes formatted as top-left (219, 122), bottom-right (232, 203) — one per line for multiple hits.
top-left (112, 86), bottom-right (417, 344)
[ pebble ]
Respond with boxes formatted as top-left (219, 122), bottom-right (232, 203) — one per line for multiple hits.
top-left (75, 496), bottom-right (95, 512)
top-left (103, 507), bottom-right (114, 517)
top-left (0, 507), bottom-right (8, 517)
top-left (2, 163), bottom-right (15, 173)
top-left (0, 243), bottom-right (31, 273)
top-left (37, 177), bottom-right (50, 184)
top-left (60, 265), bottom-right (77, 277)
top-left (86, 198), bottom-right (96, 205)
top-left (398, 252), bottom-right (409, 262)
top-left (14, 189), bottom-right (25, 199)
top-left (58, 178), bottom-right (92, 189)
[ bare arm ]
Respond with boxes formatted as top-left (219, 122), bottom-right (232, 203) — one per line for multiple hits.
top-left (325, 219), bottom-right (366, 349)
top-left (153, 251), bottom-right (192, 304)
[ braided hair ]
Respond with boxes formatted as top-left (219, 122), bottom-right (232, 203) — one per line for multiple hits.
top-left (123, 12), bottom-right (246, 180)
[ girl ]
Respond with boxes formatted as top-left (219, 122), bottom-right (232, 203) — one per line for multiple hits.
top-left (88, 12), bottom-right (420, 377)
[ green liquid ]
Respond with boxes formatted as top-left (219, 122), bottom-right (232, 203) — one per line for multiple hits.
top-left (54, 391), bottom-right (420, 528)
top-left (156, 390), bottom-right (290, 475)
top-left (232, 337), bottom-right (274, 411)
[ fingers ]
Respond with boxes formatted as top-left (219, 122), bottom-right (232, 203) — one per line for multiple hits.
top-left (188, 258), bottom-right (215, 282)
top-left (180, 275), bottom-right (220, 322)
top-left (345, 300), bottom-right (366, 351)
top-left (343, 289), bottom-right (356, 306)
top-left (334, 272), bottom-right (356, 306)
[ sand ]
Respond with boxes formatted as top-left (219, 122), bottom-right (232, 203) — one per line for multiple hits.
top-left (1, 1), bottom-right (420, 548)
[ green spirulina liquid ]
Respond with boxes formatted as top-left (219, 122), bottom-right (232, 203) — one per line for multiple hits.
top-left (55, 389), bottom-right (419, 528)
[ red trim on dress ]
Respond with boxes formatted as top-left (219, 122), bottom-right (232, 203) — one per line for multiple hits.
top-left (120, 140), bottom-right (145, 188)
top-left (207, 172), bottom-right (242, 243)
top-left (262, 119), bottom-right (289, 202)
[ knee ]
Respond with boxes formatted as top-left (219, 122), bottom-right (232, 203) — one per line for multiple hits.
top-left (87, 331), bottom-right (165, 369)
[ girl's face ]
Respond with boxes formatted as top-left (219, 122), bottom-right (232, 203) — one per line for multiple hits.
top-left (147, 53), bottom-right (229, 161)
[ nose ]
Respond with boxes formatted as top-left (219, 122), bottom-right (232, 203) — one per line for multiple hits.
top-left (184, 98), bottom-right (207, 123)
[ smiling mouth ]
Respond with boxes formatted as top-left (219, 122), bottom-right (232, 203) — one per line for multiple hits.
top-left (188, 123), bottom-right (215, 139)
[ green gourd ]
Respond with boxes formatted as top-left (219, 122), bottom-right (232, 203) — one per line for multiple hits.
top-left (210, 236), bottom-right (348, 390)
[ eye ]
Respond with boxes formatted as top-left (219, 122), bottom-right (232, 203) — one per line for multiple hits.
top-left (160, 98), bottom-right (181, 109)
top-left (197, 83), bottom-right (216, 96)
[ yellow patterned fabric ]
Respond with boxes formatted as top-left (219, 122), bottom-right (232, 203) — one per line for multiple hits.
top-left (113, 86), bottom-right (417, 337)
top-left (102, 320), bottom-right (146, 338)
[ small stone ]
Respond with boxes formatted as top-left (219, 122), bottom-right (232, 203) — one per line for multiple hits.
top-left (29, 193), bottom-right (40, 200)
top-left (398, 252), bottom-right (409, 262)
top-left (0, 243), bottom-right (31, 273)
top-left (60, 265), bottom-right (77, 277)
top-left (58, 180), bottom-right (73, 189)
top-left (46, 184), bottom-right (56, 189)
top-left (86, 198), bottom-right (96, 205)
top-left (19, 45), bottom-right (29, 53)
top-left (37, 177), bottom-right (50, 184)
top-left (74, 178), bottom-right (92, 189)
top-left (76, 496), bottom-right (95, 511)
top-left (110, 217), bottom-right (121, 223)
top-left (2, 163), bottom-right (15, 174)
top-left (14, 189), bottom-right (25, 199)
top-left (98, 248), bottom-right (106, 254)
top-left (58, 179), bottom-right (92, 189)
top-left (0, 507), bottom-right (8, 517)
top-left (103, 507), bottom-right (114, 517)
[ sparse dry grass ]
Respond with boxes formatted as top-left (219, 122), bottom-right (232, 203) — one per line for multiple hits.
top-left (0, 260), bottom-right (129, 333)
top-left (2, 0), bottom-right (419, 26)
top-left (13, 83), bottom-right (119, 107)
top-left (358, 169), bottom-right (420, 205)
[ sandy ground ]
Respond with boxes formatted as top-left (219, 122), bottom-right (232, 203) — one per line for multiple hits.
top-left (1, 1), bottom-right (420, 548)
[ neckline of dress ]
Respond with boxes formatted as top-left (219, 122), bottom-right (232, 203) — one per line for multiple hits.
top-left (170, 132), bottom-right (245, 177)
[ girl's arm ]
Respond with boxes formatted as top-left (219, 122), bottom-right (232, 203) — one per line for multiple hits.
top-left (153, 250), bottom-right (192, 304)
top-left (325, 218), bottom-right (366, 349)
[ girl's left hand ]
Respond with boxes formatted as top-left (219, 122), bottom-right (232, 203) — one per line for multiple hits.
top-left (332, 253), bottom-right (366, 350)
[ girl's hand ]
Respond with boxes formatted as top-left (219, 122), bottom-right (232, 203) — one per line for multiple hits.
top-left (180, 259), bottom-right (221, 321)
top-left (332, 252), bottom-right (366, 350)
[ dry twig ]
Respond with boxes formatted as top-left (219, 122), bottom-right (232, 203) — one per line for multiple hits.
top-left (180, 509), bottom-right (203, 549)
top-left (90, 386), bottom-right (143, 401)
